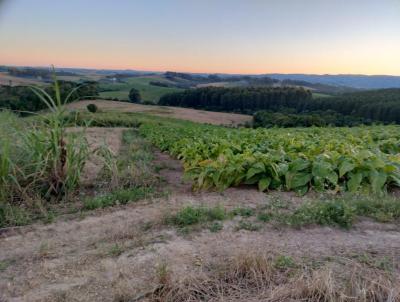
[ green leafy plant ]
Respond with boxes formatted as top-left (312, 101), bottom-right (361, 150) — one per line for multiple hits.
top-left (0, 68), bottom-right (90, 227)
top-left (139, 119), bottom-right (400, 195)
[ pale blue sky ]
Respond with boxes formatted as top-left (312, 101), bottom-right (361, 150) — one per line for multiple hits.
top-left (0, 0), bottom-right (399, 74)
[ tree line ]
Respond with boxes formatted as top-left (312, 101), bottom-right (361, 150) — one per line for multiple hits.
top-left (159, 87), bottom-right (400, 124)
top-left (7, 67), bottom-right (77, 79)
top-left (253, 110), bottom-right (375, 128)
top-left (295, 89), bottom-right (400, 123)
top-left (159, 87), bottom-right (312, 113)
top-left (0, 81), bottom-right (99, 114)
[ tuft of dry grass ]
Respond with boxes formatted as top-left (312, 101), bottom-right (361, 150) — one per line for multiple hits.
top-left (149, 252), bottom-right (400, 302)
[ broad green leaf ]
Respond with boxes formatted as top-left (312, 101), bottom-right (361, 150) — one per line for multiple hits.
top-left (246, 162), bottom-right (265, 180)
top-left (326, 172), bottom-right (338, 185)
top-left (244, 176), bottom-right (260, 185)
top-left (339, 160), bottom-right (355, 177)
top-left (347, 172), bottom-right (363, 192)
top-left (369, 170), bottom-right (387, 193)
top-left (384, 164), bottom-right (397, 173)
top-left (289, 158), bottom-right (310, 172)
top-left (286, 172), bottom-right (312, 189)
top-left (312, 161), bottom-right (332, 178)
top-left (312, 176), bottom-right (324, 191)
top-left (258, 177), bottom-right (271, 191)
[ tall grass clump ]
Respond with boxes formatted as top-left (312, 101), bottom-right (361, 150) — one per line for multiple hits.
top-left (0, 70), bottom-right (89, 226)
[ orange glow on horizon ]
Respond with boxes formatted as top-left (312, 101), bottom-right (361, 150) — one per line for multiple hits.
top-left (1, 0), bottom-right (399, 76)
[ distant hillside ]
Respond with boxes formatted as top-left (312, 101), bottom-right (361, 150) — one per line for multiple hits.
top-left (98, 76), bottom-right (183, 103)
top-left (2, 65), bottom-right (399, 94)
top-left (267, 74), bottom-right (400, 89)
top-left (160, 72), bottom-right (354, 95)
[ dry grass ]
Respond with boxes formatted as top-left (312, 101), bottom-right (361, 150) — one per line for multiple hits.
top-left (0, 72), bottom-right (45, 86)
top-left (66, 100), bottom-right (252, 126)
top-left (150, 252), bottom-right (400, 302)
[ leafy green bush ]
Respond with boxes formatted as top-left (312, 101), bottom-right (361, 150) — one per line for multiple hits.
top-left (86, 103), bottom-right (98, 113)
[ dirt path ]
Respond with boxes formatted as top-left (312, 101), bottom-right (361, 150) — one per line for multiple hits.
top-left (1, 148), bottom-right (400, 301)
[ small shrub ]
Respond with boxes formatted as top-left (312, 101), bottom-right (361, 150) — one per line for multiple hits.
top-left (108, 244), bottom-right (124, 257)
top-left (274, 255), bottom-right (297, 269)
top-left (284, 199), bottom-right (356, 228)
top-left (86, 103), bottom-right (98, 113)
top-left (231, 207), bottom-right (254, 217)
top-left (257, 212), bottom-right (272, 222)
top-left (208, 221), bottom-right (223, 232)
top-left (167, 205), bottom-right (226, 227)
top-left (235, 220), bottom-right (261, 231)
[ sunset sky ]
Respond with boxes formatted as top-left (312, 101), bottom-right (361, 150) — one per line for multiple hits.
top-left (0, 0), bottom-right (399, 75)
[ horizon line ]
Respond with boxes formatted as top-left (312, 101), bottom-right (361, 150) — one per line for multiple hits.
top-left (2, 63), bottom-right (400, 77)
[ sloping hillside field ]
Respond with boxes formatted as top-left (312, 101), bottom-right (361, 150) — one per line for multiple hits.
top-left (140, 121), bottom-right (400, 194)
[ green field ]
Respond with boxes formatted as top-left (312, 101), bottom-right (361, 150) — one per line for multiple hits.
top-left (312, 92), bottom-right (332, 98)
top-left (140, 120), bottom-right (400, 194)
top-left (99, 76), bottom-right (183, 103)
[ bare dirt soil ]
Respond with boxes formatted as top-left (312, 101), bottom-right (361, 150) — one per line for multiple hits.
top-left (1, 130), bottom-right (400, 302)
top-left (67, 100), bottom-right (252, 126)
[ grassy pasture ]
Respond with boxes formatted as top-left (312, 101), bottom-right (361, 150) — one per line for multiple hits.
top-left (312, 92), bottom-right (333, 98)
top-left (99, 76), bottom-right (183, 103)
top-left (0, 72), bottom-right (45, 86)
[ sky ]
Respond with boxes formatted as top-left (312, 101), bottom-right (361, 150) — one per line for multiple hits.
top-left (0, 0), bottom-right (399, 75)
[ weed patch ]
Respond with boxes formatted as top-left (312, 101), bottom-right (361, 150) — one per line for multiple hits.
top-left (274, 255), bottom-right (297, 269)
top-left (272, 195), bottom-right (400, 229)
top-left (108, 244), bottom-right (124, 257)
top-left (0, 203), bottom-right (31, 228)
top-left (230, 207), bottom-right (254, 217)
top-left (208, 221), bottom-right (223, 232)
top-left (83, 187), bottom-right (154, 210)
top-left (235, 220), bottom-right (261, 231)
top-left (283, 199), bottom-right (356, 228)
top-left (166, 205), bottom-right (226, 228)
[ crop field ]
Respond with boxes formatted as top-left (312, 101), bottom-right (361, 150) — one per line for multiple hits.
top-left (98, 76), bottom-right (183, 102)
top-left (1, 88), bottom-right (400, 301)
top-left (140, 121), bottom-right (400, 194)
top-left (0, 72), bottom-right (45, 86)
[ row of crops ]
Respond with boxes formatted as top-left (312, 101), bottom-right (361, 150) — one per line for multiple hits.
top-left (139, 121), bottom-right (400, 194)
